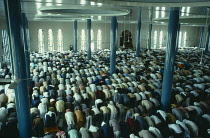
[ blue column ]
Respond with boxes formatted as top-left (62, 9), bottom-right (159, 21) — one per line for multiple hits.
top-left (199, 26), bottom-right (204, 48)
top-left (116, 21), bottom-right (118, 50)
top-left (110, 17), bottom-right (117, 75)
top-left (74, 20), bottom-right (78, 52)
top-left (161, 7), bottom-right (180, 111)
top-left (4, 0), bottom-right (31, 137)
top-left (136, 8), bottom-right (141, 57)
top-left (22, 13), bottom-right (31, 84)
top-left (205, 25), bottom-right (210, 53)
top-left (87, 19), bottom-right (91, 60)
top-left (175, 23), bottom-right (180, 54)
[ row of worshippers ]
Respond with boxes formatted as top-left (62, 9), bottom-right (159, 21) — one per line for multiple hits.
top-left (28, 49), bottom-right (210, 137)
top-left (0, 49), bottom-right (210, 137)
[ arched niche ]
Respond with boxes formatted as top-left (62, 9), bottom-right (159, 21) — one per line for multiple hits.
top-left (120, 30), bottom-right (133, 49)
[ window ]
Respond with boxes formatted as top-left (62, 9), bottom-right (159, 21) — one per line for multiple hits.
top-left (98, 16), bottom-right (102, 20)
top-left (57, 29), bottom-right (63, 52)
top-left (48, 29), bottom-right (54, 51)
top-left (178, 31), bottom-right (182, 48)
top-left (91, 29), bottom-right (94, 50)
top-left (181, 7), bottom-right (185, 16)
top-left (2, 30), bottom-right (11, 62)
top-left (186, 7), bottom-right (190, 16)
top-left (159, 31), bottom-right (163, 48)
top-left (155, 7), bottom-right (159, 18)
top-left (181, 7), bottom-right (190, 16)
top-left (81, 29), bottom-right (86, 50)
top-left (38, 29), bottom-right (44, 53)
top-left (97, 29), bottom-right (102, 50)
top-left (161, 7), bottom-right (166, 18)
top-left (153, 31), bottom-right (157, 49)
top-left (183, 31), bottom-right (187, 47)
top-left (178, 31), bottom-right (187, 48)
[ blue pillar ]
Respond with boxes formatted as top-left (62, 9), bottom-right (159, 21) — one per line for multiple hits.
top-left (199, 26), bottom-right (204, 48)
top-left (136, 8), bottom-right (141, 57)
top-left (4, 0), bottom-right (31, 137)
top-left (110, 17), bottom-right (117, 75)
top-left (205, 25), bottom-right (210, 53)
top-left (22, 13), bottom-right (31, 84)
top-left (116, 21), bottom-right (118, 50)
top-left (161, 7), bottom-right (180, 111)
top-left (74, 20), bottom-right (78, 52)
top-left (175, 23), bottom-right (180, 54)
top-left (87, 19), bottom-right (91, 60)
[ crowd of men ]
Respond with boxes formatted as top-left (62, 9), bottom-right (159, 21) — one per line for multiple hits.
top-left (0, 48), bottom-right (210, 138)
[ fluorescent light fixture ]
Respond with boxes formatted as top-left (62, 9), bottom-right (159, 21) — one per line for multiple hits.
top-left (80, 0), bottom-right (86, 5)
top-left (56, 4), bottom-right (62, 6)
top-left (90, 2), bottom-right (95, 5)
top-left (46, 3), bottom-right (52, 6)
top-left (97, 3), bottom-right (103, 6)
top-left (56, 0), bottom-right (62, 3)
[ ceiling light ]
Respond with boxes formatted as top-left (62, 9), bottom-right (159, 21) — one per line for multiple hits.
top-left (97, 3), bottom-right (102, 6)
top-left (56, 4), bottom-right (62, 6)
top-left (46, 3), bottom-right (52, 6)
top-left (80, 0), bottom-right (86, 5)
top-left (90, 2), bottom-right (95, 5)
top-left (56, 0), bottom-right (62, 3)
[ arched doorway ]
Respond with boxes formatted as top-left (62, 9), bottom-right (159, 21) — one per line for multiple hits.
top-left (120, 30), bottom-right (133, 49)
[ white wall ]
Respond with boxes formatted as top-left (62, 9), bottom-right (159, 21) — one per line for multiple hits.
top-left (29, 21), bottom-right (73, 52)
top-left (28, 21), bottom-right (112, 52)
top-left (179, 26), bottom-right (201, 47)
top-left (0, 20), bottom-right (202, 54)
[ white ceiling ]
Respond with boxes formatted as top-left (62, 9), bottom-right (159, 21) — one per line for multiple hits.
top-left (89, 0), bottom-right (210, 7)
top-left (0, 0), bottom-right (210, 25)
